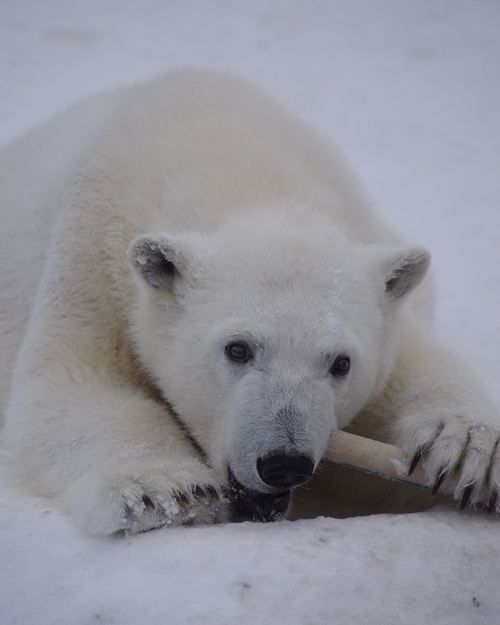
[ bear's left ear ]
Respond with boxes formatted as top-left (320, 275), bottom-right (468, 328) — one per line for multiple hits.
top-left (383, 246), bottom-right (431, 300)
top-left (127, 233), bottom-right (188, 290)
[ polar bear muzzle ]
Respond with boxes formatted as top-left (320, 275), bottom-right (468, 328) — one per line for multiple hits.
top-left (257, 453), bottom-right (314, 489)
top-left (227, 454), bottom-right (314, 522)
top-left (228, 466), bottom-right (292, 522)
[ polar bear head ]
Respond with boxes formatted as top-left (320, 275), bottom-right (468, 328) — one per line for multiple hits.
top-left (127, 208), bottom-right (430, 516)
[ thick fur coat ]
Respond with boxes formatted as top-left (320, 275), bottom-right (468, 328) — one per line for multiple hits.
top-left (1, 70), bottom-right (498, 534)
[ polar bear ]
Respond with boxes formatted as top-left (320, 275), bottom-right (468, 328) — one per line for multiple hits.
top-left (1, 69), bottom-right (499, 535)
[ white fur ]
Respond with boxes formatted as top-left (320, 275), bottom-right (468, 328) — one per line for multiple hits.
top-left (1, 69), bottom-right (498, 534)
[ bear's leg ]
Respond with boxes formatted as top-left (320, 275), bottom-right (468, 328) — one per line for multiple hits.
top-left (366, 320), bottom-right (500, 512)
top-left (6, 369), bottom-right (227, 535)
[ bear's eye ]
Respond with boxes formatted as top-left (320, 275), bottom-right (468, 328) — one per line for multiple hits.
top-left (225, 342), bottom-right (253, 364)
top-left (330, 355), bottom-right (350, 377)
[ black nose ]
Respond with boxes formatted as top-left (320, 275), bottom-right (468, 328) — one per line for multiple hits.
top-left (257, 453), bottom-right (314, 489)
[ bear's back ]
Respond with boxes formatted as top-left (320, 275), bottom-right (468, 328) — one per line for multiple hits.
top-left (0, 90), bottom-right (119, 416)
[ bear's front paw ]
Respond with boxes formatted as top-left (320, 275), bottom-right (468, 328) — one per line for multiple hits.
top-left (402, 414), bottom-right (500, 511)
top-left (72, 472), bottom-right (227, 535)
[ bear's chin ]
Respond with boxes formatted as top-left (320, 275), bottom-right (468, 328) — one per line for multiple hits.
top-left (227, 466), bottom-right (291, 522)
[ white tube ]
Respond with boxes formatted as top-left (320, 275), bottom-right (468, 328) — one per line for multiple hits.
top-left (322, 430), bottom-right (484, 504)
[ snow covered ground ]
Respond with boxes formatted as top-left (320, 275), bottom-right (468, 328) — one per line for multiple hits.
top-left (1, 1), bottom-right (500, 623)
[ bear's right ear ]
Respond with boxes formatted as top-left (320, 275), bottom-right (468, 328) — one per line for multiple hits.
top-left (127, 234), bottom-right (186, 290)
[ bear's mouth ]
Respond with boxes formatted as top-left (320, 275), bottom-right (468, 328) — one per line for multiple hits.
top-left (227, 466), bottom-right (291, 522)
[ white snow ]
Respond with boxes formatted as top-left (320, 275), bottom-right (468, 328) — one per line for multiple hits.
top-left (1, 1), bottom-right (500, 623)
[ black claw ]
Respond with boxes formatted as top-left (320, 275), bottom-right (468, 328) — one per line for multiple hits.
top-left (193, 485), bottom-right (207, 500)
top-left (460, 485), bottom-right (473, 511)
top-left (206, 485), bottom-right (219, 501)
top-left (142, 495), bottom-right (155, 510)
top-left (173, 490), bottom-right (189, 505)
top-left (431, 470), bottom-right (447, 496)
top-left (409, 448), bottom-right (424, 476)
top-left (487, 489), bottom-right (498, 514)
